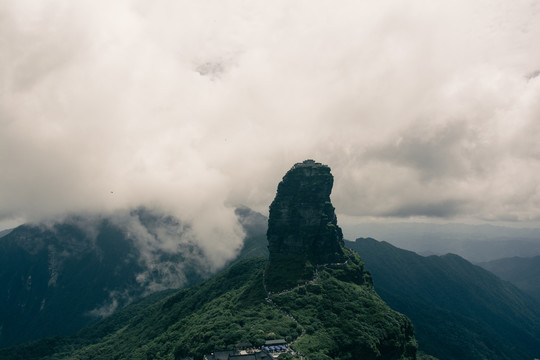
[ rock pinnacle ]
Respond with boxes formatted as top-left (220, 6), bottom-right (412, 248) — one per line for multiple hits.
top-left (267, 160), bottom-right (345, 264)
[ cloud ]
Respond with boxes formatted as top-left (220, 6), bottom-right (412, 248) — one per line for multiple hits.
top-left (108, 208), bottom-right (240, 285)
top-left (88, 290), bottom-right (124, 319)
top-left (1, 0), bottom-right (540, 240)
top-left (365, 120), bottom-right (488, 181)
top-left (381, 199), bottom-right (469, 219)
top-left (38, 209), bottom-right (235, 298)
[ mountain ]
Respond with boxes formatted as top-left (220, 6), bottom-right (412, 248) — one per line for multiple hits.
top-left (0, 207), bottom-right (264, 348)
top-left (0, 228), bottom-right (13, 238)
top-left (0, 160), bottom-right (418, 360)
top-left (479, 256), bottom-right (540, 304)
top-left (234, 206), bottom-right (269, 261)
top-left (340, 222), bottom-right (540, 262)
top-left (346, 237), bottom-right (540, 360)
top-left (265, 160), bottom-right (348, 292)
top-left (267, 160), bottom-right (345, 265)
top-left (0, 255), bottom-right (417, 360)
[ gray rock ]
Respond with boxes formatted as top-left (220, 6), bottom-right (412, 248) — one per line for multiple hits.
top-left (267, 160), bottom-right (345, 264)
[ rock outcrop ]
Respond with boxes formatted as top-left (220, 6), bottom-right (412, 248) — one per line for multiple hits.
top-left (267, 159), bottom-right (345, 264)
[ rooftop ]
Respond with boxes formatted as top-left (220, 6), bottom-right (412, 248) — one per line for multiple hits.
top-left (264, 339), bottom-right (287, 346)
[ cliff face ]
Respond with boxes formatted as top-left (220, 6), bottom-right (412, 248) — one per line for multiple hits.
top-left (267, 160), bottom-right (345, 264)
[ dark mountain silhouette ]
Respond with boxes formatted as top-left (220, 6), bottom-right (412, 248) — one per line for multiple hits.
top-left (234, 206), bottom-right (269, 261)
top-left (341, 222), bottom-right (540, 262)
top-left (267, 160), bottom-right (345, 264)
top-left (0, 207), bottom-right (263, 348)
top-left (479, 255), bottom-right (540, 303)
top-left (0, 228), bottom-right (12, 238)
top-left (346, 237), bottom-right (540, 360)
top-left (266, 160), bottom-right (347, 292)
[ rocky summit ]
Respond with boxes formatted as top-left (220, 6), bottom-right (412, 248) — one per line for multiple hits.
top-left (267, 159), bottom-right (345, 264)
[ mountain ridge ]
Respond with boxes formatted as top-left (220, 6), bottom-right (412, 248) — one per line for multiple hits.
top-left (346, 237), bottom-right (540, 360)
top-left (340, 222), bottom-right (540, 262)
top-left (0, 207), bottom-right (264, 348)
top-left (0, 252), bottom-right (418, 360)
top-left (478, 255), bottom-right (540, 304)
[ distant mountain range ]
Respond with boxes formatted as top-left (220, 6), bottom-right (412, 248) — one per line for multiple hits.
top-left (2, 205), bottom-right (540, 359)
top-left (479, 256), bottom-right (540, 304)
top-left (0, 207), bottom-right (267, 348)
top-left (341, 222), bottom-right (540, 262)
top-left (346, 238), bottom-right (540, 360)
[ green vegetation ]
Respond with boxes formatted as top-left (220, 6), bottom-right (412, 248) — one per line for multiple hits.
top-left (0, 215), bottom-right (212, 348)
top-left (1, 253), bottom-right (417, 360)
top-left (0, 220), bottom-right (151, 347)
top-left (1, 258), bottom-right (297, 360)
top-left (269, 250), bottom-right (416, 360)
top-left (265, 255), bottom-right (315, 293)
top-left (416, 352), bottom-right (440, 360)
top-left (0, 206), bottom-right (268, 348)
top-left (347, 238), bottom-right (540, 360)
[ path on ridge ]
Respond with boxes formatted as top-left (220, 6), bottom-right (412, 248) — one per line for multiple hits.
top-left (261, 252), bottom-right (352, 359)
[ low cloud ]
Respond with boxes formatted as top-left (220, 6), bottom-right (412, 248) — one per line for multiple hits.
top-left (381, 199), bottom-right (468, 219)
top-left (1, 0), bottom-right (540, 242)
top-left (36, 208), bottom-right (240, 303)
top-left (88, 291), bottom-right (122, 319)
top-left (108, 208), bottom-right (241, 287)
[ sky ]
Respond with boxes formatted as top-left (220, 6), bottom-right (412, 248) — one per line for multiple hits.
top-left (2, 1), bottom-right (540, 258)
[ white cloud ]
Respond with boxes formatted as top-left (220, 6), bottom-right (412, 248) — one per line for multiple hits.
top-left (1, 0), bottom-right (540, 244)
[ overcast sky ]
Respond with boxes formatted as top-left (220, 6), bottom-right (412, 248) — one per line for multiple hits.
top-left (2, 0), bottom-right (540, 240)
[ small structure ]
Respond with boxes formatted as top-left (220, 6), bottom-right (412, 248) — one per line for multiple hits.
top-left (235, 342), bottom-right (253, 351)
top-left (204, 350), bottom-right (235, 360)
top-left (204, 348), bottom-right (271, 360)
top-left (229, 353), bottom-right (270, 360)
top-left (264, 339), bottom-right (287, 347)
top-left (205, 339), bottom-right (289, 360)
top-left (292, 159), bottom-right (322, 168)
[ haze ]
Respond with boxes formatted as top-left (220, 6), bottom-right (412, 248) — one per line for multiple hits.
top-left (2, 1), bottom-right (540, 259)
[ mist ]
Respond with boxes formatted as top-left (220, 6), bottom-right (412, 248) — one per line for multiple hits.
top-left (2, 0), bottom-right (540, 262)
